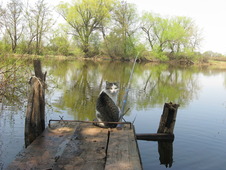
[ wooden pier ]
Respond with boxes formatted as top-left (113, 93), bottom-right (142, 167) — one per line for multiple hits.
top-left (8, 60), bottom-right (180, 169)
top-left (7, 121), bottom-right (142, 170)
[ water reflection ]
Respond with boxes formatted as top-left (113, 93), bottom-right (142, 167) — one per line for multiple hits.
top-left (44, 60), bottom-right (200, 121)
top-left (45, 60), bottom-right (135, 120)
top-left (3, 58), bottom-right (225, 169)
top-left (158, 141), bottom-right (173, 168)
top-left (0, 58), bottom-right (32, 108)
top-left (41, 60), bottom-right (200, 168)
top-left (134, 65), bottom-right (200, 110)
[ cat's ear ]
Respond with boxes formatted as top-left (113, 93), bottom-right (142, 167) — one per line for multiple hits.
top-left (106, 81), bottom-right (109, 86)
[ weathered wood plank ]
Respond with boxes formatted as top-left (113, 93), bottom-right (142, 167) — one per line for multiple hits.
top-left (136, 133), bottom-right (174, 141)
top-left (7, 122), bottom-right (79, 170)
top-left (53, 123), bottom-right (109, 170)
top-left (105, 125), bottom-right (142, 170)
top-left (8, 122), bottom-right (142, 170)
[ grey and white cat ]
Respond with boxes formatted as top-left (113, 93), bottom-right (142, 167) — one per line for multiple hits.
top-left (95, 81), bottom-right (120, 128)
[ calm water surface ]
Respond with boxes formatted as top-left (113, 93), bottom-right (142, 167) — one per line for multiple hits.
top-left (0, 59), bottom-right (226, 170)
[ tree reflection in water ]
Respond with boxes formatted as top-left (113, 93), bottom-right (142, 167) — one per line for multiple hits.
top-left (45, 60), bottom-right (200, 121)
top-left (0, 58), bottom-right (203, 168)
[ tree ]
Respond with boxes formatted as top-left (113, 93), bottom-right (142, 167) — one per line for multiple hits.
top-left (141, 13), bottom-right (167, 52)
top-left (0, 5), bottom-right (4, 29)
top-left (48, 30), bottom-right (70, 56)
top-left (57, 0), bottom-right (115, 57)
top-left (102, 1), bottom-right (139, 59)
top-left (1, 0), bottom-right (24, 53)
top-left (24, 0), bottom-right (53, 54)
top-left (141, 12), bottom-right (202, 60)
top-left (167, 16), bottom-right (200, 53)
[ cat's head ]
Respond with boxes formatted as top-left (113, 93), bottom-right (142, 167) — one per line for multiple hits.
top-left (105, 81), bottom-right (119, 95)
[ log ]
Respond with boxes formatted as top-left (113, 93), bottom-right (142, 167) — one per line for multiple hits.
top-left (136, 133), bottom-right (174, 141)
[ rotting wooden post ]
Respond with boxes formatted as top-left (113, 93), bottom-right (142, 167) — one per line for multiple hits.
top-left (25, 59), bottom-right (46, 147)
top-left (136, 102), bottom-right (179, 141)
top-left (157, 102), bottom-right (179, 134)
top-left (157, 102), bottom-right (178, 168)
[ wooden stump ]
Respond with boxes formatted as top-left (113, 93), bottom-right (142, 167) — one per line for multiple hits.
top-left (157, 102), bottom-right (179, 134)
top-left (136, 102), bottom-right (179, 141)
top-left (25, 60), bottom-right (46, 147)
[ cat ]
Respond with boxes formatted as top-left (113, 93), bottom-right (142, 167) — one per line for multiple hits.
top-left (94, 81), bottom-right (120, 128)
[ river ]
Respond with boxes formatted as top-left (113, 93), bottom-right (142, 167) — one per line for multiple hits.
top-left (0, 58), bottom-right (226, 170)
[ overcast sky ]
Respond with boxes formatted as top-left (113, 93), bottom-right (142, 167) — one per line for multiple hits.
top-left (127, 0), bottom-right (226, 54)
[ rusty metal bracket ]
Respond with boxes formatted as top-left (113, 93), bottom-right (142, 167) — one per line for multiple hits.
top-left (48, 119), bottom-right (132, 129)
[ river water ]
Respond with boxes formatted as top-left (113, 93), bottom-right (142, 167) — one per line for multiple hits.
top-left (0, 59), bottom-right (226, 170)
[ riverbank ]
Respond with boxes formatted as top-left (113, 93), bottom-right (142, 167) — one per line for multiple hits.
top-left (2, 53), bottom-right (226, 69)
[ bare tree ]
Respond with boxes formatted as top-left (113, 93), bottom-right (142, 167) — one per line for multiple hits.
top-left (24, 0), bottom-right (53, 54)
top-left (0, 5), bottom-right (4, 29)
top-left (2, 0), bottom-right (24, 52)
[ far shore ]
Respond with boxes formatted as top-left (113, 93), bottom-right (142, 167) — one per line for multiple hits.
top-left (2, 53), bottom-right (226, 69)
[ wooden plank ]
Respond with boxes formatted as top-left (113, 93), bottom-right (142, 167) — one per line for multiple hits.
top-left (53, 123), bottom-right (109, 170)
top-left (7, 122), bottom-right (79, 170)
top-left (136, 133), bottom-right (174, 141)
top-left (105, 125), bottom-right (142, 170)
top-left (8, 122), bottom-right (142, 170)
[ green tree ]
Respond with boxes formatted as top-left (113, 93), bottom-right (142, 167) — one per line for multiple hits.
top-left (57, 0), bottom-right (115, 57)
top-left (141, 12), bottom-right (202, 60)
top-left (48, 30), bottom-right (70, 56)
top-left (141, 13), bottom-right (168, 52)
top-left (167, 16), bottom-right (201, 54)
top-left (102, 1), bottom-right (139, 59)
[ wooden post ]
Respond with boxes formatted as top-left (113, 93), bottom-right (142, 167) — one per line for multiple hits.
top-left (25, 60), bottom-right (46, 147)
top-left (136, 102), bottom-right (179, 141)
top-left (156, 102), bottom-right (178, 168)
top-left (157, 102), bottom-right (179, 134)
top-left (136, 102), bottom-right (178, 167)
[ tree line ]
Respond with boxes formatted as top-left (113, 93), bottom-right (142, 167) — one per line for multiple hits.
top-left (0, 0), bottom-right (204, 61)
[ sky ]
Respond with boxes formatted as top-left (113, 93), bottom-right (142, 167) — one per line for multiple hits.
top-left (127, 0), bottom-right (226, 54)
